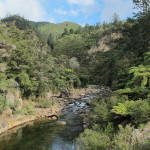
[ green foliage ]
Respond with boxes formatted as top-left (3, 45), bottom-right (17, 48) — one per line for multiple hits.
top-left (0, 80), bottom-right (9, 91)
top-left (1, 6), bottom-right (150, 141)
top-left (0, 96), bottom-right (7, 114)
top-left (112, 102), bottom-right (129, 115)
top-left (133, 0), bottom-right (150, 13)
top-left (88, 99), bottom-right (111, 125)
top-left (117, 64), bottom-right (150, 99)
top-left (50, 67), bottom-right (80, 91)
top-left (132, 142), bottom-right (150, 150)
top-left (77, 129), bottom-right (110, 150)
top-left (37, 21), bottom-right (81, 39)
top-left (2, 15), bottom-right (33, 30)
top-left (36, 98), bottom-right (55, 108)
top-left (112, 100), bottom-right (150, 124)
top-left (113, 124), bottom-right (134, 150)
top-left (128, 65), bottom-right (150, 88)
top-left (0, 21), bottom-right (82, 99)
top-left (53, 34), bottom-right (87, 60)
top-left (16, 71), bottom-right (33, 96)
top-left (0, 78), bottom-right (16, 92)
top-left (13, 102), bottom-right (34, 115)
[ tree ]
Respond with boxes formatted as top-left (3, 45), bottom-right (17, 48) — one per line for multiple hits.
top-left (133, 0), bottom-right (150, 13)
top-left (69, 28), bottom-right (74, 34)
top-left (47, 33), bottom-right (55, 49)
top-left (62, 28), bottom-right (69, 36)
top-left (54, 34), bottom-right (86, 62)
top-left (112, 13), bottom-right (120, 25)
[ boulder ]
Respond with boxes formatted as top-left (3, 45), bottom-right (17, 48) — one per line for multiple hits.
top-left (59, 90), bottom-right (70, 98)
top-left (130, 123), bottom-right (150, 145)
top-left (47, 115), bottom-right (58, 120)
top-left (56, 121), bottom-right (67, 125)
top-left (130, 129), bottom-right (144, 144)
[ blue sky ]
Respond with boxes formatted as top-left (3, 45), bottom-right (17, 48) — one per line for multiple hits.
top-left (0, 0), bottom-right (135, 25)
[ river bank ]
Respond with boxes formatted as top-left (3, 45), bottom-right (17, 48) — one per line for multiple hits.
top-left (0, 87), bottom-right (101, 135)
top-left (0, 93), bottom-right (94, 150)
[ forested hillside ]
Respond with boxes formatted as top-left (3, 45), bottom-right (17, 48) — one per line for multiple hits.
top-left (2, 15), bottom-right (81, 45)
top-left (0, 19), bottom-right (80, 114)
top-left (0, 0), bottom-right (150, 149)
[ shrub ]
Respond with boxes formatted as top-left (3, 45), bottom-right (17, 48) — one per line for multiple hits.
top-left (22, 103), bottom-right (34, 115)
top-left (13, 102), bottom-right (34, 115)
top-left (0, 96), bottom-right (7, 114)
top-left (132, 141), bottom-right (150, 150)
top-left (36, 98), bottom-right (55, 108)
top-left (88, 99), bottom-right (111, 125)
top-left (77, 129), bottom-right (110, 150)
top-left (113, 124), bottom-right (134, 150)
top-left (112, 100), bottom-right (150, 124)
top-left (113, 125), bottom-right (150, 150)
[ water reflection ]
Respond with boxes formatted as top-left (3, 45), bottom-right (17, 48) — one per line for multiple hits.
top-left (0, 96), bottom-right (92, 150)
top-left (0, 113), bottom-right (83, 150)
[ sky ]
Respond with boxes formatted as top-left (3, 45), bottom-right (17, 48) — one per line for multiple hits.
top-left (0, 0), bottom-right (135, 25)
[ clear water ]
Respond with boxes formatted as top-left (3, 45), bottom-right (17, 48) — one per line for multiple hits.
top-left (0, 97), bottom-right (91, 150)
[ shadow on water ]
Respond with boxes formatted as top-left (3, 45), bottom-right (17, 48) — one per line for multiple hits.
top-left (0, 96), bottom-right (94, 150)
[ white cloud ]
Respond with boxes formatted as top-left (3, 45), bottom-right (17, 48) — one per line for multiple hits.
top-left (81, 3), bottom-right (100, 16)
top-left (67, 0), bottom-right (95, 5)
top-left (70, 10), bottom-right (79, 16)
top-left (55, 9), bottom-right (68, 15)
top-left (67, 0), bottom-right (99, 18)
top-left (0, 0), bottom-right (45, 21)
top-left (101, 0), bottom-right (134, 22)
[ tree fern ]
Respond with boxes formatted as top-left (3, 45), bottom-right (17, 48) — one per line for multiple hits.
top-left (112, 103), bottom-right (128, 115)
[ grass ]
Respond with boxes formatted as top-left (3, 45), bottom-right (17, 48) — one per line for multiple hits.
top-left (36, 98), bottom-right (55, 108)
top-left (37, 21), bottom-right (81, 38)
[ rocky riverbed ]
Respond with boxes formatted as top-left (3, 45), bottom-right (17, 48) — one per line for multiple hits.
top-left (0, 86), bottom-right (102, 135)
top-left (0, 86), bottom-right (103, 150)
top-left (0, 86), bottom-right (150, 150)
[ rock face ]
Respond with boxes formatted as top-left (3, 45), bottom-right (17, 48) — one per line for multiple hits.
top-left (0, 115), bottom-right (35, 135)
top-left (130, 122), bottom-right (150, 145)
top-left (88, 33), bottom-right (122, 54)
top-left (5, 90), bottom-right (22, 110)
top-left (59, 90), bottom-right (70, 98)
top-left (5, 91), bottom-right (15, 106)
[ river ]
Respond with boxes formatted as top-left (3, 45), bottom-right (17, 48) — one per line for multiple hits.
top-left (0, 96), bottom-right (93, 150)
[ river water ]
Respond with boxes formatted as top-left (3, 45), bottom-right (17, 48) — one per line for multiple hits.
top-left (0, 96), bottom-right (93, 150)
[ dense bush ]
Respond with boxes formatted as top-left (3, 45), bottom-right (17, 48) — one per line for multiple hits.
top-left (36, 98), bottom-right (55, 108)
top-left (77, 129), bottom-right (110, 150)
top-left (0, 96), bottom-right (7, 114)
top-left (112, 100), bottom-right (150, 124)
top-left (77, 124), bottom-right (150, 150)
top-left (113, 125), bottom-right (134, 150)
top-left (13, 102), bottom-right (34, 115)
top-left (88, 99), bottom-right (111, 125)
